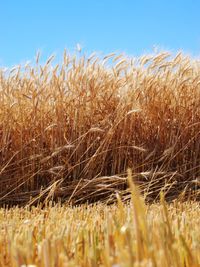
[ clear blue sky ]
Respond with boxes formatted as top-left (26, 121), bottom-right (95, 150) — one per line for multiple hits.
top-left (0, 0), bottom-right (200, 67)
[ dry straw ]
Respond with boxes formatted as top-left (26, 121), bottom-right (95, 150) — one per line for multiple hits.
top-left (0, 177), bottom-right (199, 266)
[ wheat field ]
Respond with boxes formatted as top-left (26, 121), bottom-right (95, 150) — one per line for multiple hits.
top-left (0, 51), bottom-right (200, 266)
top-left (0, 51), bottom-right (200, 205)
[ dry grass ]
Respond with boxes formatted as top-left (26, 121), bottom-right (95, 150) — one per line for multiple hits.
top-left (0, 175), bottom-right (199, 267)
top-left (0, 51), bottom-right (200, 205)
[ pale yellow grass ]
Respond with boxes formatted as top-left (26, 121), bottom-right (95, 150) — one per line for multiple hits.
top-left (0, 177), bottom-right (199, 267)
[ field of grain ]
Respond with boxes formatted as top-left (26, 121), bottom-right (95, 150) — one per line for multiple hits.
top-left (0, 51), bottom-right (200, 266)
top-left (0, 51), bottom-right (200, 205)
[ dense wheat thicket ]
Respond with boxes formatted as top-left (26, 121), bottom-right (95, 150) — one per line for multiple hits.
top-left (0, 178), bottom-right (199, 267)
top-left (0, 51), bottom-right (200, 205)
